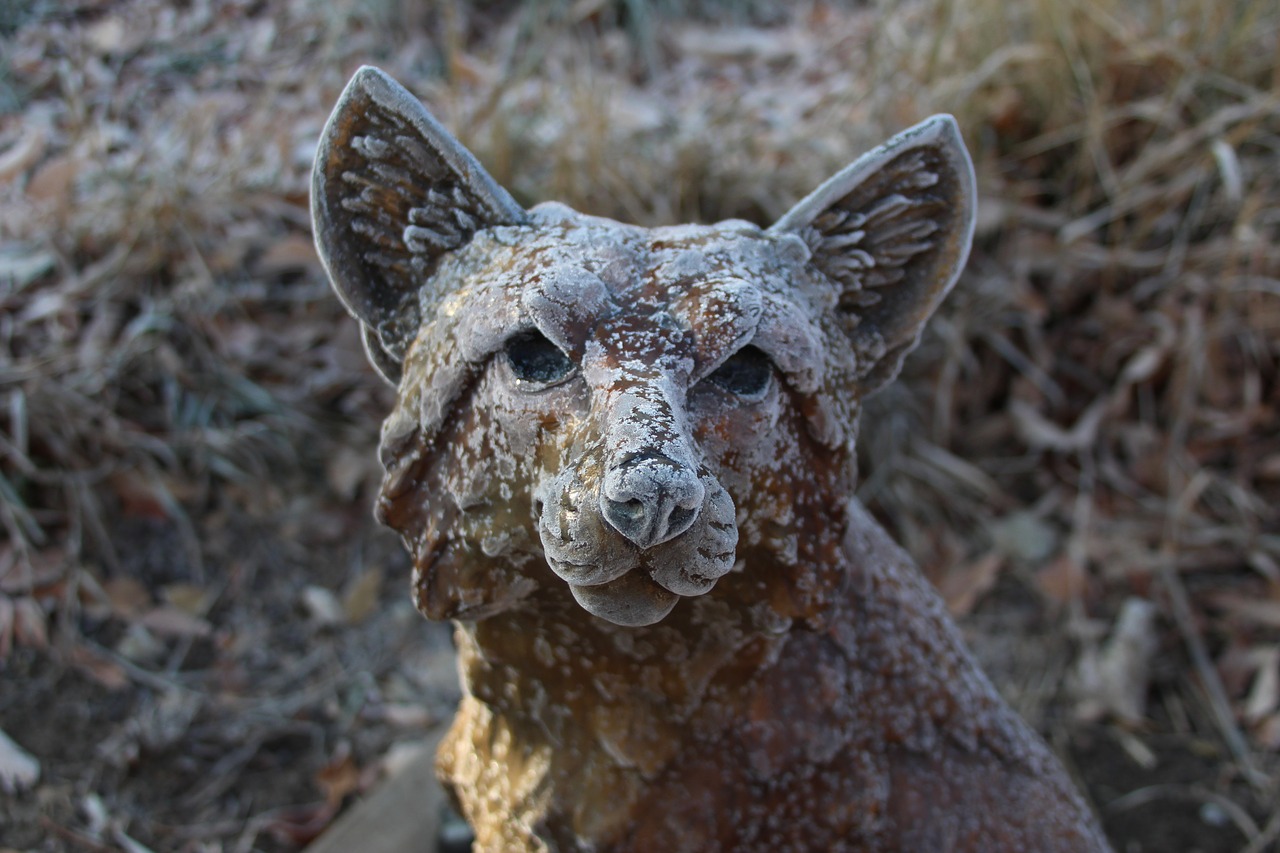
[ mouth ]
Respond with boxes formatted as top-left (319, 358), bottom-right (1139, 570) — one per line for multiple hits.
top-left (544, 549), bottom-right (638, 587)
top-left (568, 570), bottom-right (679, 627)
top-left (537, 470), bottom-right (739, 626)
top-left (539, 516), bottom-right (737, 626)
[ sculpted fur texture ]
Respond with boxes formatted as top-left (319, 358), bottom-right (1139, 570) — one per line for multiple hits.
top-left (312, 66), bottom-right (1112, 851)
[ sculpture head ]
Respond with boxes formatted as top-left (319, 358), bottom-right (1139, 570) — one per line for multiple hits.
top-left (312, 67), bottom-right (974, 627)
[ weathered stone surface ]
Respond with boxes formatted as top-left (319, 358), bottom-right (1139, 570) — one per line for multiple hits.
top-left (312, 66), bottom-right (1111, 852)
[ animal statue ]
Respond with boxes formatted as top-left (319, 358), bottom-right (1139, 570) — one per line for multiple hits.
top-left (312, 66), bottom-right (1111, 852)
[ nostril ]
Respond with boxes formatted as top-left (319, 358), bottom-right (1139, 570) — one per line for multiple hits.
top-left (612, 499), bottom-right (647, 524)
top-left (666, 505), bottom-right (697, 536)
top-left (600, 455), bottom-right (705, 549)
top-left (603, 497), bottom-right (650, 535)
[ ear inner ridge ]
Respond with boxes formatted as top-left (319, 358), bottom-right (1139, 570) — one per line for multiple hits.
top-left (768, 115), bottom-right (976, 393)
top-left (311, 66), bottom-right (527, 384)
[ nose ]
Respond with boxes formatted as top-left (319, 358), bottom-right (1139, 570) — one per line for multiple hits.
top-left (601, 452), bottom-right (705, 549)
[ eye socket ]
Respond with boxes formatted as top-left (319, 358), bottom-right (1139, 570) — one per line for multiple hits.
top-left (504, 330), bottom-right (575, 385)
top-left (705, 345), bottom-right (772, 397)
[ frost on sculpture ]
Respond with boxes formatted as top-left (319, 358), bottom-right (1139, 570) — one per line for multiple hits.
top-left (312, 66), bottom-right (1112, 852)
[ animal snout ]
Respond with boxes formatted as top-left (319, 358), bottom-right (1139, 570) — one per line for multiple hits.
top-left (601, 453), bottom-right (705, 549)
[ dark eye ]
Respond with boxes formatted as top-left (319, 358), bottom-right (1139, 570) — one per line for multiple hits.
top-left (504, 330), bottom-right (575, 384)
top-left (705, 345), bottom-right (772, 397)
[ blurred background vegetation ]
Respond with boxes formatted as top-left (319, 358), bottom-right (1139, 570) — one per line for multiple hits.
top-left (1, 0), bottom-right (1278, 850)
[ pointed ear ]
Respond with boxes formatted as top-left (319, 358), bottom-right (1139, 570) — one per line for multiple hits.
top-left (311, 66), bottom-right (527, 384)
top-left (770, 115), bottom-right (975, 393)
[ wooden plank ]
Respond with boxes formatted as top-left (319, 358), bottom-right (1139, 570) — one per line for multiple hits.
top-left (306, 730), bottom-right (447, 853)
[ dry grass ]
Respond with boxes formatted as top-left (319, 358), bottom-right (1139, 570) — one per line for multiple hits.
top-left (1, 0), bottom-right (1279, 848)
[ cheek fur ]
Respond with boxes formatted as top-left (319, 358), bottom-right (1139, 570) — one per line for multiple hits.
top-left (689, 381), bottom-right (788, 498)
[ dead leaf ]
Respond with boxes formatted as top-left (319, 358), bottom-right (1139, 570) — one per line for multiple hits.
top-left (342, 568), bottom-right (383, 625)
top-left (264, 802), bottom-right (339, 847)
top-left (0, 124), bottom-right (48, 183)
top-left (162, 583), bottom-right (213, 617)
top-left (110, 826), bottom-right (158, 853)
top-left (76, 302), bottom-right (124, 375)
top-left (375, 703), bottom-right (432, 729)
top-left (326, 445), bottom-right (376, 501)
top-left (1118, 342), bottom-right (1170, 386)
top-left (1037, 554), bottom-right (1088, 606)
top-left (76, 570), bottom-right (113, 620)
top-left (1210, 591), bottom-right (1280, 629)
top-left (1256, 713), bottom-right (1280, 750)
top-left (86, 16), bottom-right (129, 54)
top-left (0, 243), bottom-right (56, 288)
top-left (1074, 597), bottom-right (1160, 723)
top-left (255, 234), bottom-right (319, 275)
top-left (138, 690), bottom-right (202, 751)
top-left (1243, 648), bottom-right (1280, 723)
top-left (1010, 398), bottom-right (1107, 452)
top-left (1258, 454), bottom-right (1280, 481)
top-left (68, 644), bottom-right (129, 691)
top-left (104, 576), bottom-right (153, 619)
top-left (302, 585), bottom-right (344, 627)
top-left (0, 595), bottom-right (13, 659)
top-left (317, 741), bottom-right (361, 807)
top-left (11, 597), bottom-right (47, 650)
top-left (0, 727), bottom-right (40, 793)
top-left (939, 553), bottom-right (1004, 616)
top-left (115, 623), bottom-right (166, 665)
top-left (110, 470), bottom-right (174, 520)
top-left (139, 605), bottom-right (212, 639)
top-left (1217, 642), bottom-right (1257, 697)
top-left (26, 154), bottom-right (78, 206)
top-left (991, 512), bottom-right (1059, 563)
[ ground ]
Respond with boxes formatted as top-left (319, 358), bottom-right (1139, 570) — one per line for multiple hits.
top-left (2, 1), bottom-right (1279, 851)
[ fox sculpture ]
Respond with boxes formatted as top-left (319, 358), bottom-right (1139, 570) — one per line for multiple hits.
top-left (312, 66), bottom-right (1111, 852)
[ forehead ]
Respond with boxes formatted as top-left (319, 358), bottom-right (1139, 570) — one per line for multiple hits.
top-left (478, 207), bottom-right (796, 302)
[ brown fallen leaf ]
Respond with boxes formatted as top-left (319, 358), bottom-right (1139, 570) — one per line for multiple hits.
top-left (104, 576), bottom-right (153, 620)
top-left (1037, 553), bottom-right (1088, 607)
top-left (939, 553), bottom-right (1004, 616)
top-left (0, 595), bottom-right (13, 659)
top-left (139, 605), bottom-right (213, 639)
top-left (255, 234), bottom-right (319, 275)
top-left (26, 154), bottom-right (78, 206)
top-left (327, 445), bottom-right (376, 501)
top-left (1258, 454), bottom-right (1280, 481)
top-left (0, 124), bottom-right (47, 183)
top-left (1210, 591), bottom-right (1280, 630)
top-left (162, 583), bottom-right (214, 617)
top-left (109, 469), bottom-right (175, 521)
top-left (264, 801), bottom-right (339, 847)
top-left (1256, 713), bottom-right (1280, 750)
top-left (67, 644), bottom-right (129, 691)
top-left (317, 741), bottom-right (362, 807)
top-left (342, 568), bottom-right (383, 625)
top-left (11, 596), bottom-right (48, 650)
top-left (0, 547), bottom-right (69, 597)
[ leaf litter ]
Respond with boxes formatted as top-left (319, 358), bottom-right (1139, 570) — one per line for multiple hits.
top-left (0, 0), bottom-right (1278, 850)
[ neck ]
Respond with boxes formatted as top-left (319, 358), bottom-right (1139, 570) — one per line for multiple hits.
top-left (438, 499), bottom-right (1012, 846)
